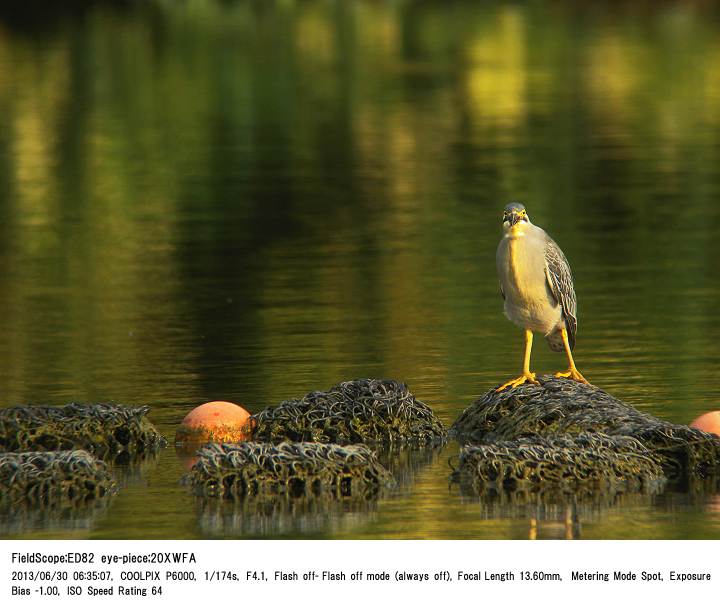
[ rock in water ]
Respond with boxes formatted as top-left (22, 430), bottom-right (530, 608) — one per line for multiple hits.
top-left (0, 450), bottom-right (117, 506)
top-left (186, 441), bottom-right (395, 499)
top-left (450, 376), bottom-right (720, 479)
top-left (0, 404), bottom-right (166, 461)
top-left (451, 432), bottom-right (666, 494)
top-left (250, 379), bottom-right (447, 447)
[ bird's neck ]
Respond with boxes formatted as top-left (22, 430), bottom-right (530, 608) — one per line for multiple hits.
top-left (505, 223), bottom-right (530, 238)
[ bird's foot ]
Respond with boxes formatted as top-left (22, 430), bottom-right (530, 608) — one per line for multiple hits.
top-left (554, 367), bottom-right (589, 384)
top-left (495, 372), bottom-right (539, 392)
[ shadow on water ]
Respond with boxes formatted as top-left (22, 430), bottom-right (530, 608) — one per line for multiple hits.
top-left (377, 446), bottom-right (444, 489)
top-left (195, 494), bottom-right (383, 539)
top-left (0, 497), bottom-right (115, 537)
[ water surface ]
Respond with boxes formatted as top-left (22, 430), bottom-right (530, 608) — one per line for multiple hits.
top-left (1, 0), bottom-right (720, 539)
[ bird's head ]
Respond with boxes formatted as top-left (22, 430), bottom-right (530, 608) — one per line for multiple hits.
top-left (502, 202), bottom-right (530, 231)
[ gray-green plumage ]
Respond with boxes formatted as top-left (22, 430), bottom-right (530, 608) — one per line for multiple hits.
top-left (543, 236), bottom-right (577, 350)
top-left (496, 202), bottom-right (577, 352)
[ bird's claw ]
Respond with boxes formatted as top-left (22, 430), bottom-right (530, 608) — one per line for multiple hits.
top-left (495, 372), bottom-right (539, 392)
top-left (554, 367), bottom-right (589, 384)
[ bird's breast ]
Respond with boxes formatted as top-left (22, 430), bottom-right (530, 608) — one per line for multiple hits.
top-left (497, 232), bottom-right (561, 333)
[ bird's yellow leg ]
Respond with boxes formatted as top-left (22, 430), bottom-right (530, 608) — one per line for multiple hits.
top-left (496, 330), bottom-right (539, 392)
top-left (554, 327), bottom-right (589, 384)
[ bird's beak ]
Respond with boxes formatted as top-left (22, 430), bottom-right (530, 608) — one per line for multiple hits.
top-left (507, 211), bottom-right (522, 226)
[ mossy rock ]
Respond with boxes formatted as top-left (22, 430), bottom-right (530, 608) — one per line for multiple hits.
top-left (187, 441), bottom-right (396, 500)
top-left (451, 432), bottom-right (666, 495)
top-left (250, 379), bottom-right (447, 447)
top-left (0, 450), bottom-right (117, 506)
top-left (0, 403), bottom-right (166, 461)
top-left (450, 376), bottom-right (720, 479)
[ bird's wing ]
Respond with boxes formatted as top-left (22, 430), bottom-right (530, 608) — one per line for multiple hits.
top-left (499, 283), bottom-right (505, 301)
top-left (544, 236), bottom-right (577, 350)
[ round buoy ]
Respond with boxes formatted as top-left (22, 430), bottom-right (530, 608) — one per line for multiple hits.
top-left (175, 401), bottom-right (253, 444)
top-left (689, 411), bottom-right (720, 436)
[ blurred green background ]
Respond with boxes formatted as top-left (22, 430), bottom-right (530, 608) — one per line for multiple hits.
top-left (1, 0), bottom-right (719, 539)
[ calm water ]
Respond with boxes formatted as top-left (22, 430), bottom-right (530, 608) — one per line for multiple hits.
top-left (1, 0), bottom-right (720, 539)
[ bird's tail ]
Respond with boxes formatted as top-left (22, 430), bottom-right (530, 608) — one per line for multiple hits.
top-left (545, 328), bottom-right (565, 352)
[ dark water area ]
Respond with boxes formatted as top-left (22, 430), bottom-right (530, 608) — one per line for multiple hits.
top-left (1, 0), bottom-right (720, 539)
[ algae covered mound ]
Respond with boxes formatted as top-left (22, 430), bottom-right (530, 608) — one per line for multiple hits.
top-left (250, 379), bottom-right (447, 447)
top-left (451, 433), bottom-right (665, 494)
top-left (0, 403), bottom-right (166, 460)
top-left (450, 376), bottom-right (720, 478)
top-left (0, 450), bottom-right (117, 506)
top-left (187, 441), bottom-right (396, 499)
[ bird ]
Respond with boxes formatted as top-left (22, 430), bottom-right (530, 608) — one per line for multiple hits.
top-left (495, 202), bottom-right (588, 391)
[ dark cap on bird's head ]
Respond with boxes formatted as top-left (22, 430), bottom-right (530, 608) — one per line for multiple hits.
top-left (502, 202), bottom-right (529, 227)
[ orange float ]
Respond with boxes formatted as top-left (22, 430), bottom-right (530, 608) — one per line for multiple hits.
top-left (689, 411), bottom-right (720, 436)
top-left (175, 401), bottom-right (254, 444)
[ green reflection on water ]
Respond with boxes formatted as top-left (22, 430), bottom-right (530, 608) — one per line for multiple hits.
top-left (1, 0), bottom-right (720, 539)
